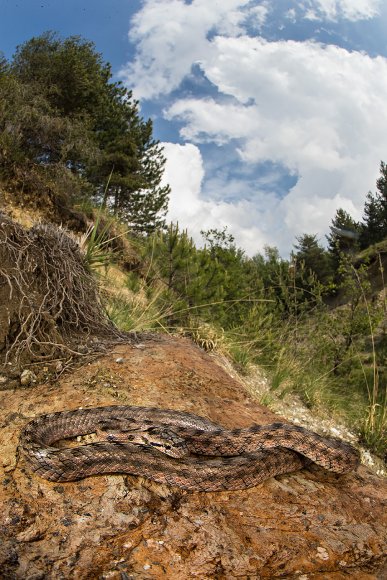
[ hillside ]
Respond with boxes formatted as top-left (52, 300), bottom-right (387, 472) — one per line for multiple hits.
top-left (1, 30), bottom-right (387, 579)
top-left (1, 33), bottom-right (386, 461)
top-left (1, 334), bottom-right (387, 578)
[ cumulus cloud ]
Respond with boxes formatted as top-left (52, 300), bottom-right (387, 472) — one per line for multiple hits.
top-left (303, 0), bottom-right (381, 21)
top-left (121, 0), bottom-right (382, 100)
top-left (248, 2), bottom-right (271, 29)
top-left (164, 37), bottom-right (387, 250)
top-left (161, 143), bottom-right (278, 253)
top-left (122, 0), bottom-right (387, 254)
top-left (119, 0), bottom-right (257, 100)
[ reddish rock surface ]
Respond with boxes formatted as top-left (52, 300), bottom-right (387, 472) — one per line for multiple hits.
top-left (1, 335), bottom-right (386, 579)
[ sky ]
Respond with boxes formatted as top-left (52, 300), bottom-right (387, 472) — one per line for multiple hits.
top-left (1, 0), bottom-right (387, 256)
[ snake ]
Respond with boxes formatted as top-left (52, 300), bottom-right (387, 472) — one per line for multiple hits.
top-left (19, 405), bottom-right (360, 491)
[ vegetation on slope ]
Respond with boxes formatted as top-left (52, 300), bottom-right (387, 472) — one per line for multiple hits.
top-left (0, 33), bottom-right (386, 458)
top-left (0, 32), bottom-right (169, 232)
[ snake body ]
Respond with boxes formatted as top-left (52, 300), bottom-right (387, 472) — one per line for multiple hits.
top-left (19, 405), bottom-right (360, 491)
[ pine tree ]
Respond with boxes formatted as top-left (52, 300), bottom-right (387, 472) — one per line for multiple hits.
top-left (11, 32), bottom-right (170, 232)
top-left (200, 228), bottom-right (253, 326)
top-left (107, 120), bottom-right (170, 232)
top-left (144, 224), bottom-right (224, 325)
top-left (360, 161), bottom-right (387, 247)
top-left (252, 246), bottom-right (291, 312)
top-left (0, 69), bottom-right (94, 195)
top-left (293, 234), bottom-right (332, 285)
top-left (376, 160), bottom-right (387, 200)
top-left (145, 225), bottom-right (258, 329)
top-left (360, 193), bottom-right (384, 247)
top-left (0, 52), bottom-right (8, 76)
top-left (326, 208), bottom-right (360, 271)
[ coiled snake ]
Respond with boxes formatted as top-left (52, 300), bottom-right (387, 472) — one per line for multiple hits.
top-left (19, 405), bottom-right (360, 491)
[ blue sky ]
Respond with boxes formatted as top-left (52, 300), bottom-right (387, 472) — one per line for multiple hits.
top-left (2, 0), bottom-right (387, 255)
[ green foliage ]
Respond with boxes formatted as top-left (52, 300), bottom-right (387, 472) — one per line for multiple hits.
top-left (0, 71), bottom-right (94, 204)
top-left (2, 31), bottom-right (169, 232)
top-left (143, 224), bottom-right (221, 326)
top-left (2, 33), bottom-right (387, 457)
top-left (361, 192), bottom-right (384, 246)
top-left (327, 208), bottom-right (360, 274)
top-left (136, 220), bottom-right (385, 456)
top-left (228, 343), bottom-right (252, 373)
top-left (360, 161), bottom-right (387, 247)
top-left (0, 52), bottom-right (8, 76)
top-left (292, 233), bottom-right (333, 289)
top-left (81, 216), bottom-right (115, 272)
top-left (260, 254), bottom-right (386, 455)
top-left (12, 31), bottom-right (112, 118)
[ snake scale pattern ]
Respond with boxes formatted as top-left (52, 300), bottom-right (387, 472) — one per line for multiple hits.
top-left (19, 405), bottom-right (360, 491)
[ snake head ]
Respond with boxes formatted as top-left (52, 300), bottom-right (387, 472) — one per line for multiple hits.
top-left (127, 427), bottom-right (189, 459)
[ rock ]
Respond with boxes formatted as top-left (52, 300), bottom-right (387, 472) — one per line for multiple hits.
top-left (1, 335), bottom-right (386, 578)
top-left (54, 361), bottom-right (63, 373)
top-left (20, 369), bottom-right (37, 386)
top-left (16, 523), bottom-right (46, 543)
top-left (115, 357), bottom-right (124, 364)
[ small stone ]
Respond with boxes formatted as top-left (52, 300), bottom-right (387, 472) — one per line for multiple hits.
top-left (55, 361), bottom-right (63, 372)
top-left (53, 485), bottom-right (65, 494)
top-left (316, 546), bottom-right (329, 560)
top-left (20, 369), bottom-right (37, 386)
top-left (143, 564), bottom-right (151, 570)
top-left (115, 357), bottom-right (124, 364)
top-left (0, 375), bottom-right (7, 385)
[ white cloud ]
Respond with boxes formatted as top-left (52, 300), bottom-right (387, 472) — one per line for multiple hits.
top-left (304, 0), bottom-right (381, 21)
top-left (304, 9), bottom-right (320, 21)
top-left (248, 2), bottom-right (271, 29)
top-left (162, 37), bottom-right (387, 251)
top-left (119, 0), bottom-right (255, 100)
top-left (161, 143), bottom-right (278, 253)
top-left (285, 8), bottom-right (297, 22)
top-left (120, 1), bottom-right (381, 100)
top-left (123, 0), bottom-right (387, 254)
top-left (161, 142), bottom-right (205, 221)
top-left (165, 98), bottom-right (257, 144)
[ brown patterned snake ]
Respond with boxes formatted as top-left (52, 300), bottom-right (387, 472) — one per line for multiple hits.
top-left (19, 405), bottom-right (360, 491)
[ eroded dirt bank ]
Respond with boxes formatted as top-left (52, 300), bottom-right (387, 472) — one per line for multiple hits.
top-left (1, 335), bottom-right (386, 579)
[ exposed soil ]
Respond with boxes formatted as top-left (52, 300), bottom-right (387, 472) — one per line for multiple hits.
top-left (1, 335), bottom-right (386, 579)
